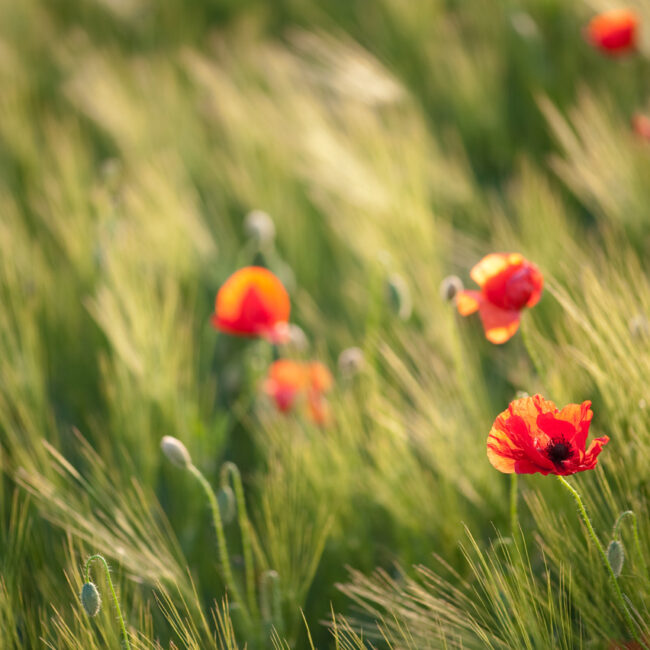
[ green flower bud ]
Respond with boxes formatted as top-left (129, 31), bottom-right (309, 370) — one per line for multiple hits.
top-left (385, 273), bottom-right (412, 321)
top-left (80, 582), bottom-right (101, 617)
top-left (161, 436), bottom-right (192, 469)
top-left (338, 347), bottom-right (365, 378)
top-left (217, 485), bottom-right (236, 525)
top-left (607, 539), bottom-right (625, 578)
top-left (244, 210), bottom-right (275, 248)
top-left (439, 275), bottom-right (464, 302)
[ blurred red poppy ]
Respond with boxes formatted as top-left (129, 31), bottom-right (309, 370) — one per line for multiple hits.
top-left (633, 113), bottom-right (650, 141)
top-left (585, 9), bottom-right (638, 55)
top-left (263, 360), bottom-right (333, 424)
top-left (263, 360), bottom-right (306, 412)
top-left (487, 394), bottom-right (609, 476)
top-left (456, 253), bottom-right (543, 344)
top-left (212, 267), bottom-right (290, 342)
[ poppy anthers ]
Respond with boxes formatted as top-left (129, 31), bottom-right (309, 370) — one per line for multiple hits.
top-left (585, 9), bottom-right (639, 56)
top-left (487, 394), bottom-right (609, 476)
top-left (456, 253), bottom-right (543, 344)
top-left (212, 266), bottom-right (290, 343)
top-left (263, 360), bottom-right (333, 424)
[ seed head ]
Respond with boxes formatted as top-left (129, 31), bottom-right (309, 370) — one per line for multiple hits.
top-left (161, 436), bottom-right (192, 469)
top-left (80, 582), bottom-right (101, 617)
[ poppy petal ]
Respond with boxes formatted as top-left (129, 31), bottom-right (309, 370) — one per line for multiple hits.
top-left (470, 253), bottom-right (523, 287)
top-left (478, 302), bottom-right (521, 344)
top-left (214, 267), bottom-right (290, 338)
top-left (524, 264), bottom-right (544, 308)
top-left (583, 435), bottom-right (610, 467)
top-left (557, 401), bottom-right (593, 449)
top-left (456, 290), bottom-right (482, 316)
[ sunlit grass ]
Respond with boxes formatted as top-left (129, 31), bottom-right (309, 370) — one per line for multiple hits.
top-left (2, 0), bottom-right (650, 647)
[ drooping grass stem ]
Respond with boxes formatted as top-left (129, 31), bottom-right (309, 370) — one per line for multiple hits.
top-left (557, 477), bottom-right (645, 647)
top-left (84, 554), bottom-right (131, 649)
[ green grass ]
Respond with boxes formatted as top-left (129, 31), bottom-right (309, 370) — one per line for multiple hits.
top-left (2, 0), bottom-right (650, 647)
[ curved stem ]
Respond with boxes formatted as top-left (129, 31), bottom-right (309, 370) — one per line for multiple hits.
top-left (510, 474), bottom-right (519, 541)
top-left (221, 461), bottom-right (260, 622)
top-left (614, 510), bottom-right (649, 580)
top-left (557, 477), bottom-right (643, 646)
top-left (84, 555), bottom-right (131, 649)
top-left (188, 464), bottom-right (252, 631)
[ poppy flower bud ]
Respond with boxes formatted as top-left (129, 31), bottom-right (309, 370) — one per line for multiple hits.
top-left (161, 436), bottom-right (192, 469)
top-left (281, 324), bottom-right (309, 353)
top-left (217, 485), bottom-right (236, 525)
top-left (80, 582), bottom-right (101, 617)
top-left (439, 275), bottom-right (464, 302)
top-left (629, 314), bottom-right (649, 339)
top-left (244, 210), bottom-right (275, 248)
top-left (385, 273), bottom-right (412, 321)
top-left (509, 11), bottom-right (539, 40)
top-left (633, 114), bottom-right (650, 142)
top-left (338, 347), bottom-right (365, 378)
top-left (607, 539), bottom-right (625, 577)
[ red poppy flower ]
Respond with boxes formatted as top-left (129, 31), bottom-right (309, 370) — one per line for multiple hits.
top-left (263, 360), bottom-right (333, 424)
top-left (212, 267), bottom-right (290, 343)
top-left (456, 253), bottom-right (543, 344)
top-left (585, 9), bottom-right (638, 56)
top-left (263, 359), bottom-right (306, 412)
top-left (633, 113), bottom-right (650, 141)
top-left (487, 394), bottom-right (609, 476)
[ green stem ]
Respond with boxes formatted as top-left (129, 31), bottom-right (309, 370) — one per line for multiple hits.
top-left (557, 477), bottom-right (643, 645)
top-left (221, 461), bottom-right (260, 622)
top-left (510, 473), bottom-right (519, 541)
top-left (614, 510), bottom-right (649, 581)
top-left (189, 464), bottom-right (253, 631)
top-left (84, 555), bottom-right (131, 649)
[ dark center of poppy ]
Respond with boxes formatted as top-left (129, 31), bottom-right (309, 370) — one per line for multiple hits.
top-left (545, 437), bottom-right (574, 466)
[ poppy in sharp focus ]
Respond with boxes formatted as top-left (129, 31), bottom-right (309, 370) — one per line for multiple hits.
top-left (487, 394), bottom-right (609, 476)
top-left (456, 253), bottom-right (543, 344)
top-left (633, 113), bottom-right (650, 141)
top-left (585, 9), bottom-right (638, 55)
top-left (212, 266), bottom-right (290, 342)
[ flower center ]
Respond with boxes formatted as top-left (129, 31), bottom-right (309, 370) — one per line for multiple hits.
top-left (545, 437), bottom-right (574, 466)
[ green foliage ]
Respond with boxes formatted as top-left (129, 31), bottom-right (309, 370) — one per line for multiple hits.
top-left (2, 0), bottom-right (650, 647)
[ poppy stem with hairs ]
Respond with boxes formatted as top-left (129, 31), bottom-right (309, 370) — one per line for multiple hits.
top-left (221, 461), bottom-right (260, 622)
top-left (510, 474), bottom-right (519, 541)
top-left (188, 463), bottom-right (253, 632)
top-left (614, 510), bottom-right (649, 581)
top-left (84, 554), bottom-right (131, 649)
top-left (557, 477), bottom-right (646, 647)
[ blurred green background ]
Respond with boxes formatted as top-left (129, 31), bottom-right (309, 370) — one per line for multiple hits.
top-left (2, 0), bottom-right (650, 647)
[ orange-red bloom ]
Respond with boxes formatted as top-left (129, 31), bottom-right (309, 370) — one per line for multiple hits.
top-left (212, 267), bottom-right (290, 342)
top-left (456, 253), bottom-right (543, 344)
top-left (585, 9), bottom-right (638, 55)
top-left (263, 360), bottom-right (333, 424)
top-left (487, 394), bottom-right (609, 476)
top-left (633, 113), bottom-right (650, 141)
